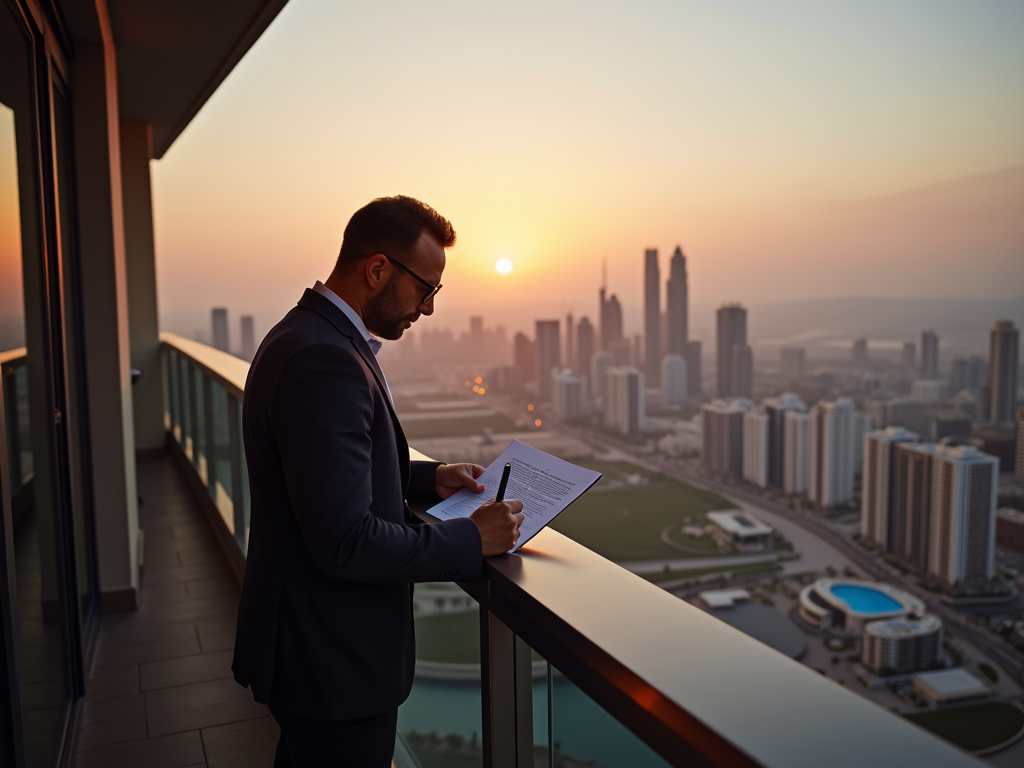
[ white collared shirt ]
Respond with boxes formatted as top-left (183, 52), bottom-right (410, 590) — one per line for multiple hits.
top-left (312, 281), bottom-right (393, 405)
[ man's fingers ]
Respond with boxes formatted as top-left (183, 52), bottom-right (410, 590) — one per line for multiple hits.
top-left (470, 464), bottom-right (485, 479)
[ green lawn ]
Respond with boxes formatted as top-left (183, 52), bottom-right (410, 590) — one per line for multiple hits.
top-left (548, 461), bottom-right (734, 562)
top-left (905, 702), bottom-right (1024, 753)
top-left (414, 610), bottom-right (480, 664)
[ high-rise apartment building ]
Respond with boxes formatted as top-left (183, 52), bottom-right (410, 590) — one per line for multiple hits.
top-left (731, 343), bottom-right (753, 399)
top-left (702, 399), bottom-right (751, 477)
top-left (644, 249), bottom-right (660, 385)
top-left (911, 380), bottom-right (948, 404)
top-left (763, 393), bottom-right (805, 488)
top-left (666, 246), bottom-right (688, 356)
top-left (684, 340), bottom-right (702, 398)
top-left (808, 398), bottom-right (857, 509)
top-left (892, 442), bottom-right (936, 573)
top-left (852, 338), bottom-right (869, 367)
top-left (470, 316), bottom-right (484, 348)
top-left (536, 320), bottom-right (561, 401)
top-left (576, 317), bottom-right (594, 379)
top-left (716, 304), bottom-right (748, 398)
top-left (861, 427), bottom-right (918, 549)
top-left (599, 287), bottom-right (623, 352)
top-left (513, 332), bottom-right (537, 385)
top-left (781, 347), bottom-right (805, 380)
top-left (591, 351), bottom-right (613, 402)
top-left (211, 307), bottom-right (229, 352)
top-left (902, 342), bottom-right (916, 371)
top-left (1016, 407), bottom-right (1024, 485)
top-left (784, 410), bottom-right (811, 494)
top-left (928, 445), bottom-right (998, 590)
top-left (988, 320), bottom-right (1020, 425)
top-left (604, 367), bottom-right (645, 435)
top-left (743, 410), bottom-right (770, 488)
top-left (661, 354), bottom-right (687, 406)
top-left (564, 313), bottom-right (575, 374)
top-left (240, 315), bottom-right (256, 361)
top-left (552, 369), bottom-right (585, 422)
top-left (920, 330), bottom-right (939, 380)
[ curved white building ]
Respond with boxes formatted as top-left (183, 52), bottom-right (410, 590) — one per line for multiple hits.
top-left (862, 614), bottom-right (942, 674)
top-left (798, 579), bottom-right (924, 633)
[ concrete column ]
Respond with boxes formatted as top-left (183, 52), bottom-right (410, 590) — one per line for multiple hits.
top-left (71, 27), bottom-right (139, 610)
top-left (120, 121), bottom-right (164, 454)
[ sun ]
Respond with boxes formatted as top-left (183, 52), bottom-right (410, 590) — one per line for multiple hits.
top-left (495, 258), bottom-right (513, 275)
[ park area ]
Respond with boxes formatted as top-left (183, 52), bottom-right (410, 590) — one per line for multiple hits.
top-left (905, 702), bottom-right (1024, 754)
top-left (548, 461), bottom-right (739, 562)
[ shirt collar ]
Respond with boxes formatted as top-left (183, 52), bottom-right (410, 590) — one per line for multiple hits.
top-left (312, 281), bottom-right (382, 356)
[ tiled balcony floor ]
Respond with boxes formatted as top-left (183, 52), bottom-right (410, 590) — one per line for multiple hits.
top-left (74, 454), bottom-right (278, 768)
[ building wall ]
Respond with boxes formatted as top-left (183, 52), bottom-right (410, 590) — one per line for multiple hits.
top-left (535, 320), bottom-right (561, 401)
top-left (716, 305), bottom-right (747, 398)
top-left (988, 320), bottom-right (1020, 425)
top-left (893, 443), bottom-right (935, 573)
top-left (809, 399), bottom-right (857, 508)
top-left (862, 428), bottom-right (918, 549)
top-left (784, 410), bottom-right (810, 494)
top-left (644, 249), bottom-right (660, 385)
top-left (604, 367), bottom-right (644, 435)
top-left (743, 410), bottom-right (769, 488)
top-left (703, 400), bottom-right (748, 476)
top-left (661, 354), bottom-right (687, 406)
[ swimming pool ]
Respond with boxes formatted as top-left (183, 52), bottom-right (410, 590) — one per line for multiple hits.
top-left (829, 584), bottom-right (903, 614)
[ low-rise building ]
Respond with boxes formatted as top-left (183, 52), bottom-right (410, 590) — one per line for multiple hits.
top-left (912, 669), bottom-right (991, 707)
top-left (706, 510), bottom-right (773, 553)
top-left (798, 579), bottom-right (924, 633)
top-left (862, 615), bottom-right (942, 675)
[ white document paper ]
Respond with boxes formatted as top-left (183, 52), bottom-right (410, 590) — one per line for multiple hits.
top-left (426, 440), bottom-right (602, 553)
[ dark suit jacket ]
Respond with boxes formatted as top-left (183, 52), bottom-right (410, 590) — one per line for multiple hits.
top-left (232, 289), bottom-right (482, 720)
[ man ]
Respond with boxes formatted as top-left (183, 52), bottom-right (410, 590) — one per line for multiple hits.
top-left (232, 196), bottom-right (524, 767)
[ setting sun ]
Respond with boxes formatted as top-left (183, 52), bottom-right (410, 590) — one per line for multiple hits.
top-left (495, 258), bottom-right (513, 275)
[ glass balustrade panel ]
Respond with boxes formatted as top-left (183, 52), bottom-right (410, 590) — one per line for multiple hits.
top-left (193, 367), bottom-right (207, 482)
top-left (210, 381), bottom-right (233, 531)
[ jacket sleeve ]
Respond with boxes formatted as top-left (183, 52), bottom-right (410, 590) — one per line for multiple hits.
top-left (270, 342), bottom-right (482, 583)
top-left (409, 460), bottom-right (443, 499)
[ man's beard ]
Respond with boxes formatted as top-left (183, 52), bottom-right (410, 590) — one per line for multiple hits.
top-left (364, 274), bottom-right (419, 340)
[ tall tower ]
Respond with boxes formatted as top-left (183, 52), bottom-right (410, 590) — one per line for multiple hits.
top-left (988, 320), bottom-right (1020, 425)
top-left (211, 308), bottom-right (229, 352)
top-left (808, 398), bottom-right (857, 509)
top-left (861, 427), bottom-right (918, 549)
top-left (716, 304), bottom-right (748, 398)
top-left (565, 312), bottom-right (575, 374)
top-left (535, 320), bottom-right (561, 401)
top-left (576, 317), bottom-right (594, 379)
top-left (240, 315), bottom-right (256, 361)
top-left (920, 330), bottom-right (939, 380)
top-left (644, 249), bottom-right (660, 385)
top-left (893, 442), bottom-right (937, 573)
top-left (666, 246), bottom-right (688, 355)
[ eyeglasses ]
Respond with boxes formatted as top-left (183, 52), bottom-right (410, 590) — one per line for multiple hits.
top-left (381, 253), bottom-right (442, 304)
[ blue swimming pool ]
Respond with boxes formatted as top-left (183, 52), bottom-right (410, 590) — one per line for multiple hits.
top-left (829, 584), bottom-right (903, 614)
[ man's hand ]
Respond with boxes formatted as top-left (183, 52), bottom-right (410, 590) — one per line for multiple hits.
top-left (435, 463), bottom-right (486, 499)
top-left (470, 499), bottom-right (526, 556)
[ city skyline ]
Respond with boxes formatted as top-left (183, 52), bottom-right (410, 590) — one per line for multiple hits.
top-left (144, 1), bottom-right (1024, 346)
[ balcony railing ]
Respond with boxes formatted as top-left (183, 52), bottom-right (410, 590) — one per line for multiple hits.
top-left (1, 348), bottom-right (32, 518)
top-left (5, 335), bottom-right (981, 767)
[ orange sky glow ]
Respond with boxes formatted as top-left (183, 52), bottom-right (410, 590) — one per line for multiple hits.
top-left (149, 1), bottom-right (1024, 342)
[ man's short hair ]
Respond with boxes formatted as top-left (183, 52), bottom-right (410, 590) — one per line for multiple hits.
top-left (337, 196), bottom-right (456, 270)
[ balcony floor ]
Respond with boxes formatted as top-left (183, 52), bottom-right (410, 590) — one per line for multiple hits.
top-left (74, 454), bottom-right (277, 768)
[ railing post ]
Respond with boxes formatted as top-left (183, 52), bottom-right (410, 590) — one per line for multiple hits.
top-left (481, 589), bottom-right (533, 768)
top-left (2, 371), bottom-right (21, 491)
top-left (202, 375), bottom-right (216, 499)
top-left (228, 397), bottom-right (246, 550)
top-left (186, 362), bottom-right (198, 462)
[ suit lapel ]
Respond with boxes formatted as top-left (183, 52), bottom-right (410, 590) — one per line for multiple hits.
top-left (296, 290), bottom-right (411, 487)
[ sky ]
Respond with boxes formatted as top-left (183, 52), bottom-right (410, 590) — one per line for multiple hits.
top-left (150, 0), bottom-right (1024, 344)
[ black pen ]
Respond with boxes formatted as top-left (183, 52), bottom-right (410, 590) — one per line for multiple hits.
top-left (495, 462), bottom-right (512, 502)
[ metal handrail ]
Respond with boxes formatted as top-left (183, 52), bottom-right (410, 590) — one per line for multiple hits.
top-left (156, 336), bottom-right (984, 768)
top-left (0, 347), bottom-right (27, 374)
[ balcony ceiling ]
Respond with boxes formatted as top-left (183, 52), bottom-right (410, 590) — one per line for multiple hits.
top-left (59, 0), bottom-right (289, 159)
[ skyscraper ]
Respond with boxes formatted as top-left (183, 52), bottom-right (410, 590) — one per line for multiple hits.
top-left (552, 369), bottom-right (584, 422)
top-left (716, 304), bottom-right (747, 398)
top-left (666, 246), bottom-right (688, 355)
top-left (731, 343), bottom-right (753, 399)
top-left (808, 398), bottom-right (857, 509)
top-left (599, 288), bottom-right (623, 353)
top-left (920, 330), bottom-right (939, 380)
top-left (513, 332), bottom-right (537, 384)
top-left (564, 313), bottom-right (575, 374)
top-left (892, 442), bottom-right (937, 573)
top-left (576, 317), bottom-right (594, 379)
top-left (661, 354), bottom-right (687, 406)
top-left (763, 393), bottom-right (805, 488)
top-left (743, 410), bottom-right (770, 488)
top-left (684, 340), bottom-right (703, 398)
top-left (988, 320), bottom-right (1020, 425)
top-left (644, 249), bottom-right (660, 384)
top-left (861, 427), bottom-right (918, 549)
top-left (852, 338), bottom-right (869, 367)
top-left (928, 445), bottom-right (998, 590)
top-left (902, 342), bottom-right (916, 371)
top-left (784, 410), bottom-right (811, 494)
top-left (211, 308), bottom-right (229, 352)
top-left (780, 347), bottom-right (805, 380)
top-left (590, 351), bottom-right (613, 401)
top-left (240, 315), bottom-right (256, 361)
top-left (604, 367), bottom-right (645, 435)
top-left (702, 399), bottom-right (751, 477)
top-left (535, 320), bottom-right (561, 401)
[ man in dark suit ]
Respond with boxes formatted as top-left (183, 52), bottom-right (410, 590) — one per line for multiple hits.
top-left (232, 196), bottom-right (524, 767)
